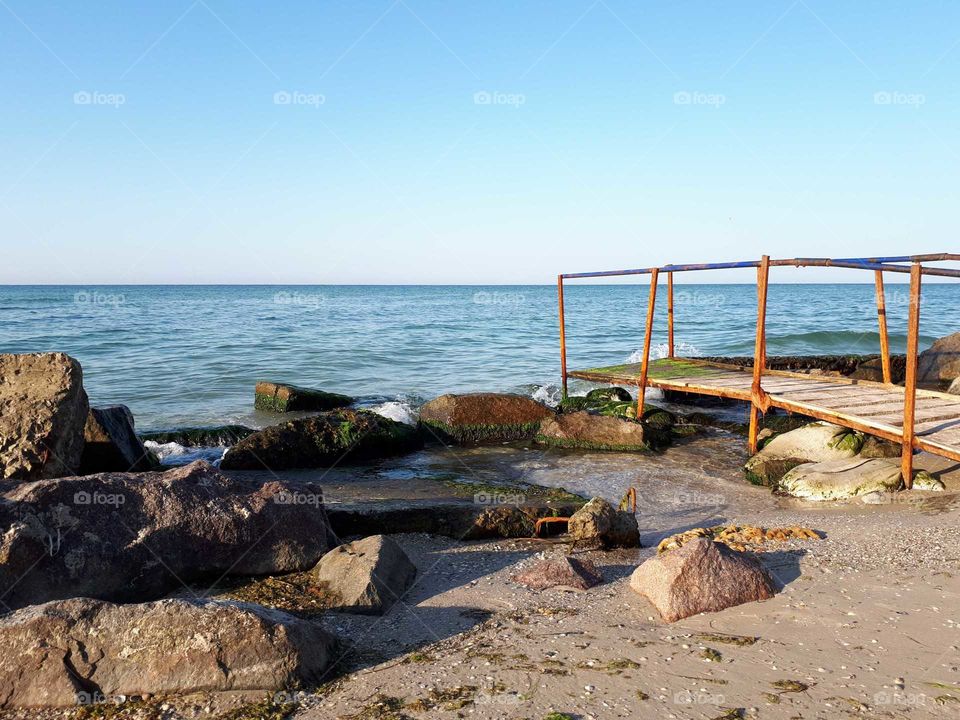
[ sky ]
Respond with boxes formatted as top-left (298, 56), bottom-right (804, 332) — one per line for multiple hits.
top-left (1, 1), bottom-right (957, 284)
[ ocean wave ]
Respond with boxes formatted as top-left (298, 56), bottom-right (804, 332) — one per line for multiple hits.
top-left (369, 400), bottom-right (418, 425)
top-left (531, 384), bottom-right (563, 407)
top-left (627, 341), bottom-right (702, 363)
top-left (145, 441), bottom-right (227, 467)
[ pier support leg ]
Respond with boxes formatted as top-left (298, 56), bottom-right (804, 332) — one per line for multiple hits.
top-left (637, 269), bottom-right (659, 417)
top-left (901, 263), bottom-right (921, 488)
top-left (748, 256), bottom-right (771, 455)
top-left (874, 270), bottom-right (892, 384)
top-left (558, 276), bottom-right (568, 398)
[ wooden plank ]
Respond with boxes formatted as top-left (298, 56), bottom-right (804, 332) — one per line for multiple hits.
top-left (867, 405), bottom-right (960, 426)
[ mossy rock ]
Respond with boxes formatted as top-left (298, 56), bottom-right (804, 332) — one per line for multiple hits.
top-left (220, 409), bottom-right (422, 470)
top-left (420, 393), bottom-right (553, 444)
top-left (139, 425), bottom-right (256, 447)
top-left (537, 411), bottom-right (665, 452)
top-left (254, 381), bottom-right (353, 413)
top-left (585, 386), bottom-right (632, 403)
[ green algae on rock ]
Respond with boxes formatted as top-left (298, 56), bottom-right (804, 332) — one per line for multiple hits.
top-left (220, 409), bottom-right (421, 470)
top-left (254, 380), bottom-right (354, 413)
top-left (419, 392), bottom-right (553, 444)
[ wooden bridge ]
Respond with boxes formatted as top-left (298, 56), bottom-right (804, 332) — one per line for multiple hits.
top-left (556, 254), bottom-right (960, 488)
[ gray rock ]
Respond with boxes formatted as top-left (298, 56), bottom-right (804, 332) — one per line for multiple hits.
top-left (537, 411), bottom-right (652, 452)
top-left (0, 461), bottom-right (331, 610)
top-left (744, 422), bottom-right (862, 486)
top-left (912, 470), bottom-right (946, 491)
top-left (629, 538), bottom-right (775, 623)
top-left (0, 353), bottom-right (89, 480)
top-left (918, 332), bottom-right (960, 388)
top-left (780, 458), bottom-right (903, 501)
top-left (80, 405), bottom-right (156, 474)
top-left (568, 497), bottom-right (640, 549)
top-left (948, 377), bottom-right (960, 395)
top-left (0, 597), bottom-right (335, 708)
top-left (311, 535), bottom-right (416, 615)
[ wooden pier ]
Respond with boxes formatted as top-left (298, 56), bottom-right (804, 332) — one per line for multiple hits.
top-left (557, 254), bottom-right (960, 488)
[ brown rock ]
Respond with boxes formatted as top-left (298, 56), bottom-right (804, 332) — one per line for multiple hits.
top-left (0, 353), bottom-right (89, 480)
top-left (630, 538), bottom-right (775, 622)
top-left (254, 381), bottom-right (353, 413)
top-left (568, 497), bottom-right (640, 549)
top-left (512, 553), bottom-right (602, 591)
top-left (0, 597), bottom-right (336, 708)
top-left (79, 405), bottom-right (156, 474)
top-left (918, 332), bottom-right (960, 388)
top-left (419, 393), bottom-right (553, 443)
top-left (311, 535), bottom-right (416, 615)
top-left (537, 411), bottom-right (650, 451)
top-left (0, 461), bottom-right (331, 611)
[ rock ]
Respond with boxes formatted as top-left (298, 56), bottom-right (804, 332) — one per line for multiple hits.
top-left (918, 332), bottom-right (960, 388)
top-left (657, 525), bottom-right (820, 553)
top-left (0, 597), bottom-right (335, 708)
top-left (949, 377), bottom-right (960, 395)
top-left (254, 380), bottom-right (353, 413)
top-left (512, 553), bottom-right (602, 591)
top-left (419, 393), bottom-right (553, 444)
top-left (743, 422), bottom-right (863, 486)
top-left (311, 535), bottom-right (416, 615)
top-left (79, 405), bottom-right (156, 474)
top-left (0, 353), bottom-right (89, 480)
top-left (220, 409), bottom-right (422, 470)
top-left (912, 470), bottom-right (945, 491)
top-left (0, 461), bottom-right (330, 610)
top-left (629, 538), bottom-right (775, 622)
top-left (859, 434), bottom-right (901, 459)
top-left (585, 386), bottom-right (632, 403)
top-left (537, 411), bottom-right (656, 452)
top-left (849, 357), bottom-right (886, 382)
top-left (139, 425), bottom-right (255, 447)
top-left (568, 497), bottom-right (640, 549)
top-left (779, 458), bottom-right (903, 500)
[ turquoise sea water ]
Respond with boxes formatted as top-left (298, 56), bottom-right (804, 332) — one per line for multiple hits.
top-left (1, 284), bottom-right (957, 430)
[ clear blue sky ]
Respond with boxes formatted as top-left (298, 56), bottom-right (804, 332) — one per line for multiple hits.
top-left (1, 1), bottom-right (957, 284)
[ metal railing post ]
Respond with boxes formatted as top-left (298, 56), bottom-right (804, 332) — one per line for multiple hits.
top-left (748, 255), bottom-right (771, 454)
top-left (667, 271), bottom-right (675, 358)
top-left (874, 270), bottom-right (892, 383)
top-left (636, 269), bottom-right (659, 416)
top-left (558, 275), bottom-right (568, 398)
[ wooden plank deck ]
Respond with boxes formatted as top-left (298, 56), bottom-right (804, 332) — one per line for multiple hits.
top-left (568, 358), bottom-right (960, 463)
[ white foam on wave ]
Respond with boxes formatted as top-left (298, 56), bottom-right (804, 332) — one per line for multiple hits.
top-left (531, 384), bottom-right (562, 407)
top-left (628, 341), bottom-right (701, 363)
top-left (369, 400), bottom-right (418, 425)
top-left (145, 440), bottom-right (227, 467)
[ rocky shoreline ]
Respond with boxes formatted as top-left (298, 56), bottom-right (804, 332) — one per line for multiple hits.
top-left (2, 339), bottom-right (960, 719)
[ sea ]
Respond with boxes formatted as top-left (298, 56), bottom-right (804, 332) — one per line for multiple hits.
top-left (2, 284), bottom-right (957, 434)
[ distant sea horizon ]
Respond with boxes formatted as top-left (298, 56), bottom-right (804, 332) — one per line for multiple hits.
top-left (2, 284), bottom-right (957, 431)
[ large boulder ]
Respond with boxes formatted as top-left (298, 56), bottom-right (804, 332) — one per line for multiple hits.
top-left (568, 497), bottom-right (640, 549)
top-left (0, 353), bottom-right (89, 480)
top-left (744, 422), bottom-right (862, 486)
top-left (779, 458), bottom-right (903, 500)
top-left (537, 411), bottom-right (654, 452)
top-left (254, 380), bottom-right (353, 413)
top-left (0, 597), bottom-right (336, 708)
top-left (419, 393), bottom-right (553, 444)
top-left (949, 377), bottom-right (960, 395)
top-left (0, 461), bottom-right (330, 610)
top-left (311, 535), bottom-right (416, 615)
top-left (630, 538), bottom-right (775, 622)
top-left (220, 409), bottom-right (422, 471)
top-left (79, 405), bottom-right (156, 474)
top-left (918, 332), bottom-right (960, 389)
